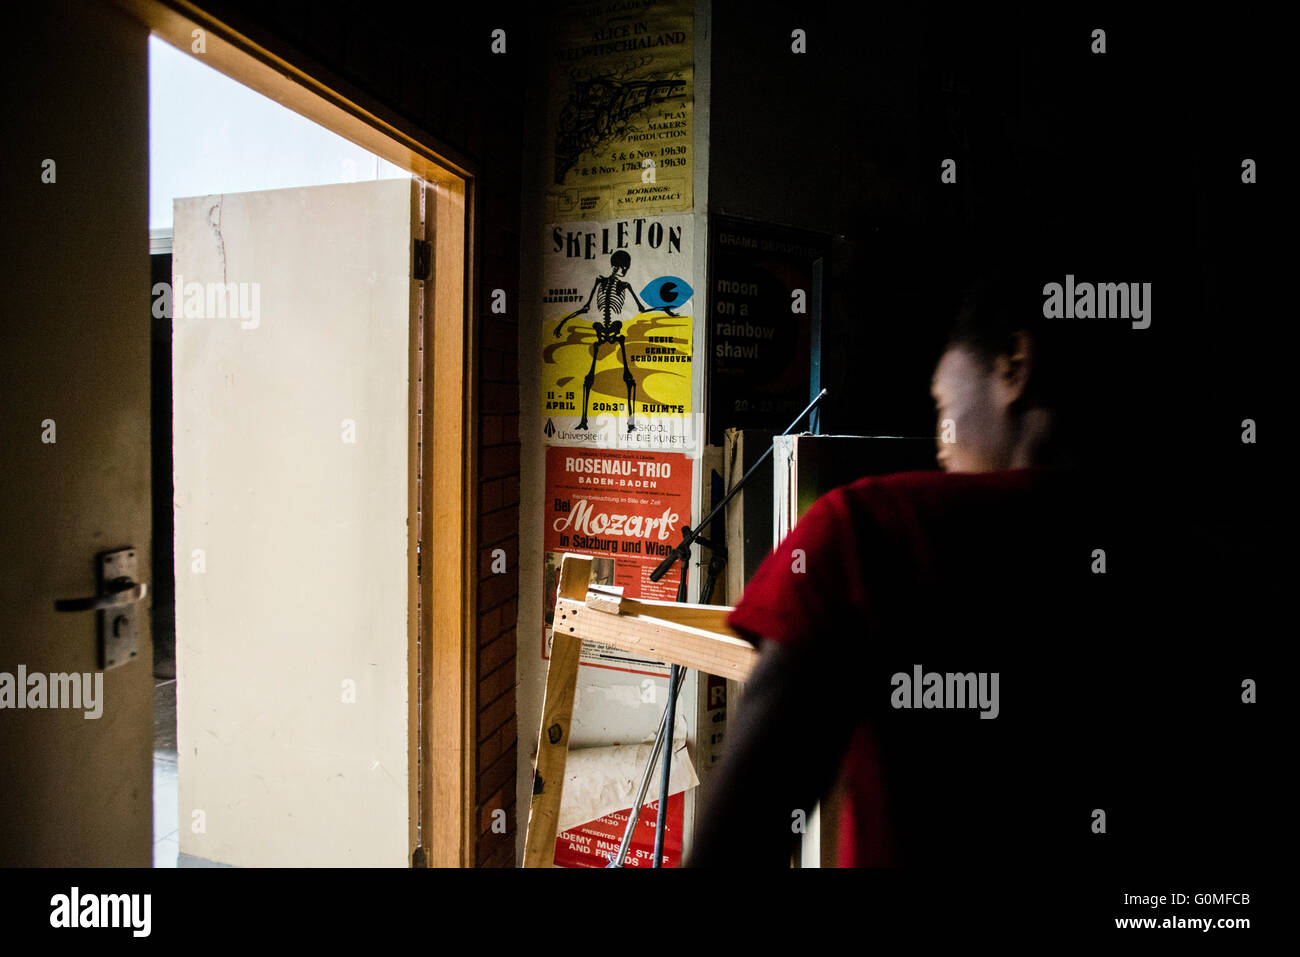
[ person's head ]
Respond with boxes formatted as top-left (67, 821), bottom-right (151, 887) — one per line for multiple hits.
top-left (931, 277), bottom-right (1078, 473)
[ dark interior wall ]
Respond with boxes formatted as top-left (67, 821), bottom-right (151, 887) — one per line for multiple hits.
top-left (709, 1), bottom-right (1279, 502)
top-left (703, 5), bottom-right (1281, 869)
top-left (194, 0), bottom-right (537, 866)
top-left (151, 252), bottom-right (175, 676)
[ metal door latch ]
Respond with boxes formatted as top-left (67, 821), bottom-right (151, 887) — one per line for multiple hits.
top-left (54, 547), bottom-right (149, 670)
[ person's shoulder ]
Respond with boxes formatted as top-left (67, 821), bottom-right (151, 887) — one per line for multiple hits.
top-left (850, 466), bottom-right (1067, 491)
top-left (818, 467), bottom-right (1103, 539)
top-left (833, 466), bottom-right (1067, 507)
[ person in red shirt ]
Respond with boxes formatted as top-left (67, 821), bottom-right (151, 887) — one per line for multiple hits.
top-left (685, 278), bottom-right (1150, 868)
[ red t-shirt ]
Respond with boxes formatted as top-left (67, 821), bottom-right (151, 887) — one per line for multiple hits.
top-left (726, 466), bottom-right (1104, 867)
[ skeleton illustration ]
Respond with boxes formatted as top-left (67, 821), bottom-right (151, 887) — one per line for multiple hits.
top-left (553, 251), bottom-right (676, 432)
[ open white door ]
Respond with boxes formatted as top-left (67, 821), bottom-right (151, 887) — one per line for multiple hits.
top-left (0, 1), bottom-right (153, 867)
top-left (171, 178), bottom-right (423, 866)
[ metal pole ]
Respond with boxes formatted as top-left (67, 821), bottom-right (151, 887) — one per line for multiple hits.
top-left (606, 670), bottom-right (685, 867)
top-left (652, 663), bottom-right (683, 867)
top-left (649, 388), bottom-right (828, 583)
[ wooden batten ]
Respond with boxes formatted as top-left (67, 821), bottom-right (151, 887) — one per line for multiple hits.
top-left (522, 554), bottom-right (591, 867)
top-left (523, 554), bottom-right (759, 866)
top-left (554, 599), bottom-right (755, 682)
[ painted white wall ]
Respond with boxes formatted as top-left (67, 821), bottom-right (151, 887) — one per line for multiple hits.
top-left (172, 180), bottom-right (417, 866)
top-left (516, 23), bottom-right (549, 866)
top-left (516, 0), bottom-right (713, 866)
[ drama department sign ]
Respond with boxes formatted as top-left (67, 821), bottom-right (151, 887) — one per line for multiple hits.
top-left (542, 447), bottom-right (692, 675)
top-left (707, 217), bottom-right (827, 446)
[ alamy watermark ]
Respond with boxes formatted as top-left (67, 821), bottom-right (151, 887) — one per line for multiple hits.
top-left (0, 666), bottom-right (103, 719)
top-left (50, 887), bottom-right (150, 936)
top-left (152, 275), bottom-right (261, 329)
top-left (1042, 274), bottom-right (1150, 329)
top-left (890, 664), bottom-right (999, 719)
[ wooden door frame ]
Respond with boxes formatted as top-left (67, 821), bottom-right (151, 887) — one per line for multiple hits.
top-left (118, 0), bottom-right (478, 867)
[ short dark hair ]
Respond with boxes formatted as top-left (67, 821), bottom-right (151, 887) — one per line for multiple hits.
top-left (943, 274), bottom-right (1123, 465)
top-left (944, 275), bottom-right (1071, 409)
top-left (943, 261), bottom-right (1171, 473)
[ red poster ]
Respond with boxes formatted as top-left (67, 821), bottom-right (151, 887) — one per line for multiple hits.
top-left (542, 447), bottom-right (693, 677)
top-left (554, 792), bottom-right (684, 868)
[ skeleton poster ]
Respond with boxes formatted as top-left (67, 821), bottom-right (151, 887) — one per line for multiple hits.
top-left (547, 0), bottom-right (693, 220)
top-left (542, 446), bottom-right (692, 675)
top-left (541, 214), bottom-right (696, 453)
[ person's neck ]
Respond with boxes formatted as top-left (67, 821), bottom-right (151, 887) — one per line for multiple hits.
top-left (1008, 407), bottom-right (1069, 469)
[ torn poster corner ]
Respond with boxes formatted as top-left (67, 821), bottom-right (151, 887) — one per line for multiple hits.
top-left (557, 738), bottom-right (699, 835)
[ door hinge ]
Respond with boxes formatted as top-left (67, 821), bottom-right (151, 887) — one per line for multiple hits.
top-left (416, 540), bottom-right (422, 581)
top-left (413, 239), bottom-right (432, 282)
top-left (411, 845), bottom-right (427, 868)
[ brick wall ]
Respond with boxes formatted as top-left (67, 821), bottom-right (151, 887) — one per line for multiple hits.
top-left (202, 0), bottom-right (530, 866)
top-left (475, 207), bottom-right (522, 867)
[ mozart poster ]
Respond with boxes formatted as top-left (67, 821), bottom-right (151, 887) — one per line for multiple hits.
top-left (542, 446), bottom-right (692, 675)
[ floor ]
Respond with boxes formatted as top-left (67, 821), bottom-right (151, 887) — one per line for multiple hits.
top-left (153, 678), bottom-right (179, 867)
top-left (153, 675), bottom-right (231, 867)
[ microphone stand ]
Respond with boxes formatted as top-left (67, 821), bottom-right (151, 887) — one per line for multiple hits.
top-left (604, 388), bottom-right (829, 867)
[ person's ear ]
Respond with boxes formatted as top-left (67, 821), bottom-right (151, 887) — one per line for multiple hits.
top-left (993, 331), bottom-right (1034, 406)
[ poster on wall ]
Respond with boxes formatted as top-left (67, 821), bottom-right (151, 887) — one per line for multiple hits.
top-left (540, 215), bottom-right (697, 453)
top-left (542, 446), bottom-right (692, 676)
top-left (554, 791), bottom-right (684, 868)
top-left (707, 216), bottom-right (830, 447)
top-left (547, 0), bottom-right (693, 220)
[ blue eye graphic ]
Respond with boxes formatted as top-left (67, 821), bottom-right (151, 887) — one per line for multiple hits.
top-left (640, 276), bottom-right (693, 311)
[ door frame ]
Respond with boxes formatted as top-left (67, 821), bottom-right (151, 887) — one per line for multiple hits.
top-left (119, 0), bottom-right (478, 866)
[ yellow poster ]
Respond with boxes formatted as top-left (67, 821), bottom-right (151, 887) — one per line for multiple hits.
top-left (540, 215), bottom-right (695, 452)
top-left (547, 0), bottom-right (693, 220)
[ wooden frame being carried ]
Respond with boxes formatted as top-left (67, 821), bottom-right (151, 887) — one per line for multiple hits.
top-left (522, 553), bottom-right (758, 867)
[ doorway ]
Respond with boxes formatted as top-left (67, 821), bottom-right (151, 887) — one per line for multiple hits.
top-left (0, 0), bottom-right (474, 869)
top-left (141, 9), bottom-right (475, 868)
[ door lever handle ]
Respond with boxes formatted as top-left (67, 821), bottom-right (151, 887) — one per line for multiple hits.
top-left (52, 547), bottom-right (147, 669)
top-left (54, 577), bottom-right (148, 612)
